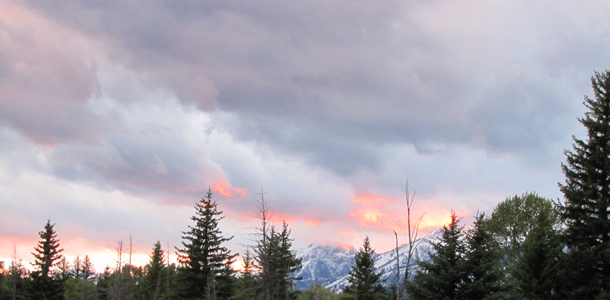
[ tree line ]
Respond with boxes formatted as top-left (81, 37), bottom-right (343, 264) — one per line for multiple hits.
top-left (3, 69), bottom-right (610, 299)
top-left (0, 189), bottom-right (302, 300)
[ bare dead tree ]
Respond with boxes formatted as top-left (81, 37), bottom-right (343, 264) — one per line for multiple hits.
top-left (394, 230), bottom-right (400, 300)
top-left (395, 180), bottom-right (425, 300)
top-left (115, 240), bottom-right (123, 273)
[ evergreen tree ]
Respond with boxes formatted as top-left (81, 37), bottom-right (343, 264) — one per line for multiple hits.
top-left (72, 256), bottom-right (82, 280)
top-left (5, 247), bottom-right (29, 300)
top-left (342, 236), bottom-right (386, 300)
top-left (462, 214), bottom-right (504, 300)
top-left (255, 223), bottom-right (303, 300)
top-left (176, 188), bottom-right (237, 299)
top-left (406, 213), bottom-right (467, 300)
top-left (234, 249), bottom-right (258, 300)
top-left (252, 192), bottom-right (302, 300)
top-left (559, 70), bottom-right (610, 298)
top-left (139, 241), bottom-right (166, 300)
top-left (30, 219), bottom-right (65, 300)
top-left (80, 255), bottom-right (95, 282)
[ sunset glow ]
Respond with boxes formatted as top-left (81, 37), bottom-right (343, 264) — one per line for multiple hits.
top-left (210, 178), bottom-right (247, 198)
top-left (304, 218), bottom-right (322, 227)
top-left (349, 194), bottom-right (461, 233)
top-left (0, 0), bottom-right (582, 285)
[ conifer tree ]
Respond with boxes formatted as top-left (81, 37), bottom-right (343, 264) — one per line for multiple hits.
top-left (234, 249), bottom-right (258, 300)
top-left (406, 213), bottom-right (467, 300)
top-left (342, 236), bottom-right (386, 300)
top-left (253, 192), bottom-right (302, 300)
top-left (176, 188), bottom-right (237, 299)
top-left (7, 246), bottom-right (29, 300)
top-left (559, 70), bottom-right (610, 298)
top-left (30, 219), bottom-right (65, 300)
top-left (140, 241), bottom-right (166, 300)
top-left (462, 214), bottom-right (504, 300)
top-left (81, 255), bottom-right (95, 282)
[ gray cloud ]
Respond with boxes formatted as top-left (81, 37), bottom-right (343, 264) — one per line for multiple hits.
top-left (0, 3), bottom-right (100, 144)
top-left (4, 0), bottom-right (610, 261)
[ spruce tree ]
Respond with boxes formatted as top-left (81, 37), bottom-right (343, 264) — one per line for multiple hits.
top-left (342, 236), bottom-right (386, 300)
top-left (234, 249), bottom-right (258, 300)
top-left (176, 188), bottom-right (237, 299)
top-left (559, 70), bottom-right (610, 298)
top-left (140, 241), bottom-right (166, 300)
top-left (462, 214), bottom-right (504, 300)
top-left (406, 213), bottom-right (467, 300)
top-left (30, 219), bottom-right (65, 300)
top-left (252, 193), bottom-right (302, 300)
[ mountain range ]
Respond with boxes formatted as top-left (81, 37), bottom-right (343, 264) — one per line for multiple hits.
top-left (293, 228), bottom-right (442, 292)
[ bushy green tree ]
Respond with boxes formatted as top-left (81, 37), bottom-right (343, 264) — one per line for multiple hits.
top-left (64, 277), bottom-right (97, 300)
top-left (297, 284), bottom-right (340, 300)
top-left (407, 213), bottom-right (467, 300)
top-left (30, 219), bottom-right (65, 300)
top-left (559, 70), bottom-right (610, 298)
top-left (486, 193), bottom-right (559, 267)
top-left (510, 210), bottom-right (562, 300)
top-left (176, 188), bottom-right (237, 299)
top-left (342, 236), bottom-right (386, 300)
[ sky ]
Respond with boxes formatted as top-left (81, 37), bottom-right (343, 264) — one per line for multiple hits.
top-left (1, 0), bottom-right (610, 271)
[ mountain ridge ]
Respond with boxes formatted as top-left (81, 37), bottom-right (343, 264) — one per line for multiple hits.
top-left (293, 228), bottom-right (442, 291)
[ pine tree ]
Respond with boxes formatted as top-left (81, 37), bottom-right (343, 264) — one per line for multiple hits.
top-left (6, 246), bottom-right (29, 300)
top-left (559, 70), bottom-right (610, 298)
top-left (234, 249), bottom-right (258, 300)
top-left (406, 213), bottom-right (467, 300)
top-left (462, 214), bottom-right (505, 300)
top-left (139, 241), bottom-right (166, 300)
top-left (81, 255), bottom-right (95, 282)
top-left (253, 192), bottom-right (302, 300)
top-left (176, 188), bottom-right (237, 299)
top-left (30, 219), bottom-right (65, 300)
top-left (342, 236), bottom-right (386, 300)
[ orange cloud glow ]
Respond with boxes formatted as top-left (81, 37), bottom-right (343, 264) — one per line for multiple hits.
top-left (304, 218), bottom-right (322, 227)
top-left (349, 193), bottom-right (459, 233)
top-left (268, 214), bottom-right (297, 224)
top-left (210, 178), bottom-right (247, 198)
top-left (350, 194), bottom-right (394, 205)
top-left (340, 230), bottom-right (354, 238)
top-left (336, 243), bottom-right (355, 251)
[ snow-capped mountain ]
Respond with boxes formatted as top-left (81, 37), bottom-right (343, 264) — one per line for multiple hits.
top-left (293, 228), bottom-right (442, 292)
top-left (292, 244), bottom-right (357, 290)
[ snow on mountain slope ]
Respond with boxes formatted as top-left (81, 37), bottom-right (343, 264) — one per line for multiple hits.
top-left (293, 228), bottom-right (442, 292)
top-left (292, 244), bottom-right (356, 290)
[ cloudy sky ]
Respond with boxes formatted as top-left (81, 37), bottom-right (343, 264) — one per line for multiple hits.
top-left (1, 0), bottom-right (609, 270)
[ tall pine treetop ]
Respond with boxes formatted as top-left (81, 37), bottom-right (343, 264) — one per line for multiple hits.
top-left (31, 219), bottom-right (65, 300)
top-left (343, 236), bottom-right (386, 300)
top-left (32, 219), bottom-right (64, 278)
top-left (559, 70), bottom-right (610, 297)
top-left (175, 188), bottom-right (237, 299)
